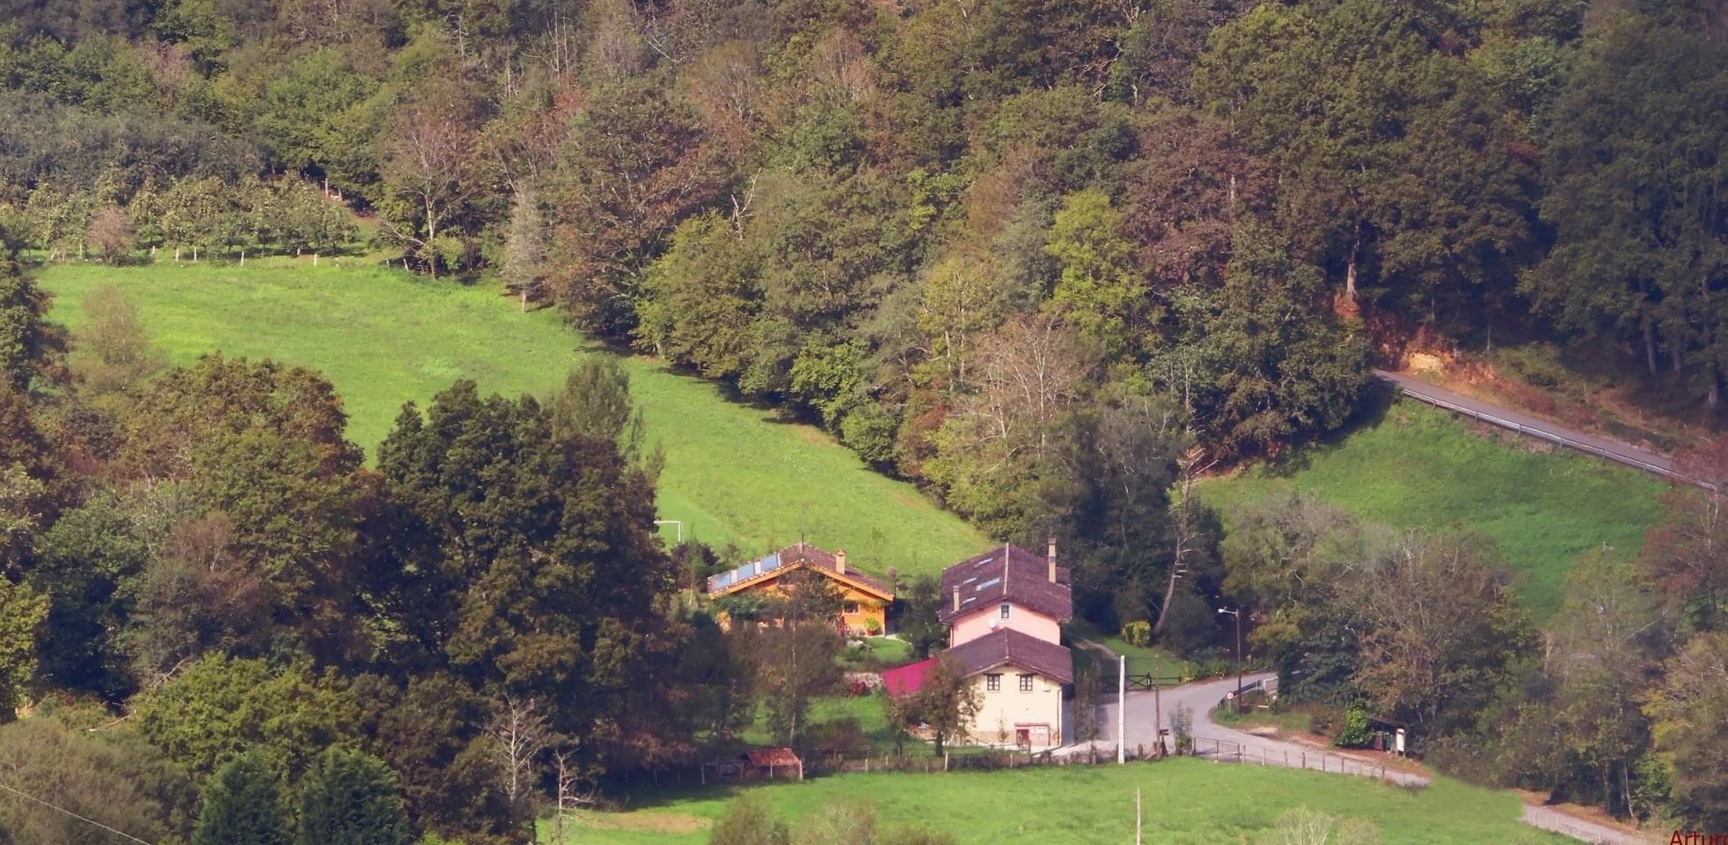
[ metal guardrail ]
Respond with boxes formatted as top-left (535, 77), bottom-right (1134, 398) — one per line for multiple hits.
top-left (1189, 735), bottom-right (1426, 786)
top-left (1375, 374), bottom-right (1699, 487)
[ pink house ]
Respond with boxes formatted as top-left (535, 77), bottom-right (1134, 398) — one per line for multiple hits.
top-left (939, 541), bottom-right (1072, 647)
top-left (930, 541), bottom-right (1074, 749)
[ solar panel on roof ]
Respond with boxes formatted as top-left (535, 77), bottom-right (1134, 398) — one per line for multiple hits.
top-left (762, 553), bottom-right (782, 571)
top-left (975, 577), bottom-right (1001, 591)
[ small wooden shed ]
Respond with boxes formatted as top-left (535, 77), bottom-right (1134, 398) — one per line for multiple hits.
top-left (740, 747), bottom-right (804, 781)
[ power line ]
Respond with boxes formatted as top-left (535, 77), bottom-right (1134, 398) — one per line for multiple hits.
top-left (0, 779), bottom-right (158, 845)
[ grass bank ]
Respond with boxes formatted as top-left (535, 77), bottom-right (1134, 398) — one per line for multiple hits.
top-left (35, 259), bottom-right (988, 580)
top-left (539, 759), bottom-right (1560, 844)
top-left (1200, 398), bottom-right (1665, 619)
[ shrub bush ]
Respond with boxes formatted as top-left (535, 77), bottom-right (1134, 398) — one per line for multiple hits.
top-left (1335, 707), bottom-right (1372, 748)
top-left (1120, 620), bottom-right (1151, 647)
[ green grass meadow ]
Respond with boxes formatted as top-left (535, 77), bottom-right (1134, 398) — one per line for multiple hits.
top-left (36, 259), bottom-right (1668, 614)
top-left (539, 760), bottom-right (1560, 845)
top-left (36, 260), bottom-right (987, 580)
top-left (1201, 397), bottom-right (1665, 619)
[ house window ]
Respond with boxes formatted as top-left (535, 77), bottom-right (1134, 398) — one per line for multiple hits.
top-left (844, 602), bottom-right (859, 614)
top-left (1019, 674), bottom-right (1034, 692)
top-left (999, 602), bottom-right (1011, 619)
top-left (986, 674), bottom-right (1001, 692)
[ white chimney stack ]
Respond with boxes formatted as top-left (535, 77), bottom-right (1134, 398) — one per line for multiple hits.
top-left (953, 584), bottom-right (961, 613)
top-left (1047, 537), bottom-right (1058, 583)
top-left (835, 549), bottom-right (847, 575)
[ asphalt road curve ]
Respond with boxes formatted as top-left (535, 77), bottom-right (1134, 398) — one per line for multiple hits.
top-left (1373, 369), bottom-right (1683, 483)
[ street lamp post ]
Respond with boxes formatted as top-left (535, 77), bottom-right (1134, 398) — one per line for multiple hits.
top-left (1216, 607), bottom-right (1242, 701)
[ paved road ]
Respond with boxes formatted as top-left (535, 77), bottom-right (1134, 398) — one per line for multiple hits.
top-left (1066, 672), bottom-right (1429, 786)
top-left (1060, 668), bottom-right (1658, 842)
top-left (1373, 369), bottom-right (1682, 482)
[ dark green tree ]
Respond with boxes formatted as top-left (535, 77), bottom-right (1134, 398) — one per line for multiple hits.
top-left (294, 747), bottom-right (411, 845)
top-left (1164, 223), bottom-right (1368, 457)
top-left (1523, 12), bottom-right (1728, 403)
top-left (0, 248), bottom-right (61, 392)
top-left (374, 380), bottom-right (691, 770)
top-left (194, 751), bottom-right (292, 845)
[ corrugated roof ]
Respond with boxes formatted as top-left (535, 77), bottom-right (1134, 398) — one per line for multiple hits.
top-left (942, 628), bottom-right (1074, 684)
top-left (939, 544), bottom-right (1071, 624)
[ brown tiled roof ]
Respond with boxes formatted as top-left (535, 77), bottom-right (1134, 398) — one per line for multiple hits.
top-left (706, 542), bottom-right (894, 599)
top-left (942, 628), bottom-right (1074, 685)
top-left (939, 544), bottom-right (1071, 624)
top-left (742, 747), bottom-right (801, 767)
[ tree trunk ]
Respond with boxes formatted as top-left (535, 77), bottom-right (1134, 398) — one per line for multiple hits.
top-left (1645, 320), bottom-right (1658, 377)
top-left (1344, 225), bottom-right (1362, 301)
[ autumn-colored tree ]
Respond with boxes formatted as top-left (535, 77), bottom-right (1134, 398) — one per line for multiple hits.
top-left (1642, 436), bottom-right (1728, 630)
top-left (85, 205), bottom-right (134, 262)
top-left (547, 79), bottom-right (725, 338)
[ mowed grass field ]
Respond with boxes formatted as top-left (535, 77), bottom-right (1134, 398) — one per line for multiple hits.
top-left (538, 760), bottom-right (1562, 845)
top-left (36, 260), bottom-right (988, 580)
top-left (1200, 397), bottom-right (1666, 619)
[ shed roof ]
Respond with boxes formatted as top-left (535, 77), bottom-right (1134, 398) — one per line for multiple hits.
top-left (942, 628), bottom-right (1074, 685)
top-left (939, 544), bottom-right (1071, 624)
top-left (742, 747), bottom-right (802, 767)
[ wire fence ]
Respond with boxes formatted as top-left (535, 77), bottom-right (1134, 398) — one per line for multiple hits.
top-left (1188, 735), bottom-right (1429, 787)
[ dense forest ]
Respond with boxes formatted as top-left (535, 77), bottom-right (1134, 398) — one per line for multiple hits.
top-left (3, 0), bottom-right (1728, 841)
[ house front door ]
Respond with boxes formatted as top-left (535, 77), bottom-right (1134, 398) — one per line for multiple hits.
top-left (1016, 724), bottom-right (1050, 747)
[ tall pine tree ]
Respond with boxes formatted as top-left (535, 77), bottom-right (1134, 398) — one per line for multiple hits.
top-left (194, 751), bottom-right (292, 845)
top-left (294, 747), bottom-right (410, 845)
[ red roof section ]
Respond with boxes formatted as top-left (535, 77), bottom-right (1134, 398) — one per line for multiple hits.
top-left (881, 657), bottom-right (939, 698)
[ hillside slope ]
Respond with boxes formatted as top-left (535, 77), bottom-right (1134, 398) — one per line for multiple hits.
top-left (37, 260), bottom-right (989, 579)
top-left (1201, 398), bottom-right (1665, 619)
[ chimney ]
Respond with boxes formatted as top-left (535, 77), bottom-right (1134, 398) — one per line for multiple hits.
top-left (952, 584), bottom-right (961, 613)
top-left (835, 549), bottom-right (847, 575)
top-left (1047, 537), bottom-right (1057, 583)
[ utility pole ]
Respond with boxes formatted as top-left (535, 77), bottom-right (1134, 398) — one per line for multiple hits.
top-left (1153, 676), bottom-right (1164, 758)
top-left (1217, 607), bottom-right (1243, 702)
top-left (1135, 787), bottom-right (1143, 845)
top-left (1117, 654), bottom-right (1126, 764)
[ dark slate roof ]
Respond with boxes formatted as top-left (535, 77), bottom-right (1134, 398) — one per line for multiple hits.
top-left (706, 542), bottom-right (894, 599)
top-left (938, 544), bottom-right (1072, 624)
top-left (942, 628), bottom-right (1074, 685)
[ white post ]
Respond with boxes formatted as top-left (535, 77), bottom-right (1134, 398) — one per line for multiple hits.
top-left (1117, 654), bottom-right (1126, 764)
